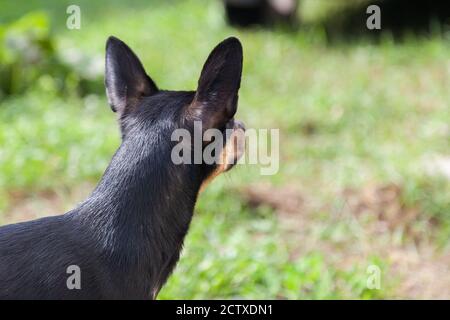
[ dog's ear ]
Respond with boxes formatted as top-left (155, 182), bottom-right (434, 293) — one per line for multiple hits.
top-left (188, 37), bottom-right (243, 130)
top-left (105, 36), bottom-right (158, 116)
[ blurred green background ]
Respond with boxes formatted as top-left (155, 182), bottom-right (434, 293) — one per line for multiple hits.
top-left (0, 0), bottom-right (449, 299)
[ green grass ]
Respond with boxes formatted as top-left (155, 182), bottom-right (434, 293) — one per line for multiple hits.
top-left (0, 0), bottom-right (449, 298)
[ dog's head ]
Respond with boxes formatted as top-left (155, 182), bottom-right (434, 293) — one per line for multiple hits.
top-left (104, 36), bottom-right (245, 190)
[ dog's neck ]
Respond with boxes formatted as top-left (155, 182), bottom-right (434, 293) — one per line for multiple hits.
top-left (74, 135), bottom-right (202, 294)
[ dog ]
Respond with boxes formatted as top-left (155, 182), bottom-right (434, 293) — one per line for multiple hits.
top-left (0, 36), bottom-right (245, 299)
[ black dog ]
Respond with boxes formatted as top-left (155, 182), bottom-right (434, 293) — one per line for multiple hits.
top-left (0, 36), bottom-right (245, 299)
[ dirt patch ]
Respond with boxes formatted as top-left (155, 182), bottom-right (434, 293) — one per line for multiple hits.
top-left (241, 182), bottom-right (450, 299)
top-left (342, 183), bottom-right (425, 241)
top-left (242, 183), bottom-right (305, 215)
top-left (389, 247), bottom-right (450, 299)
top-left (243, 182), bottom-right (432, 241)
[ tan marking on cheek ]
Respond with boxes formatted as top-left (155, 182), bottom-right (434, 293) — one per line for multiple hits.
top-left (199, 127), bottom-right (245, 193)
top-left (199, 148), bottom-right (228, 193)
top-left (199, 166), bottom-right (223, 193)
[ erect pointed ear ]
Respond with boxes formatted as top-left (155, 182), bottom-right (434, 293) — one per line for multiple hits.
top-left (105, 36), bottom-right (158, 116)
top-left (188, 37), bottom-right (243, 130)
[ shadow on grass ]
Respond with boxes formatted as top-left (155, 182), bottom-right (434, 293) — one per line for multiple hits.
top-left (320, 0), bottom-right (450, 43)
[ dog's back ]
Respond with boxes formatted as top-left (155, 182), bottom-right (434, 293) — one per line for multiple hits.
top-left (0, 213), bottom-right (120, 299)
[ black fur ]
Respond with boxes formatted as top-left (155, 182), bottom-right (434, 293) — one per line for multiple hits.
top-left (0, 36), bottom-right (243, 299)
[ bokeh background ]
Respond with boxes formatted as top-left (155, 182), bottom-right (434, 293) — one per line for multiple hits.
top-left (0, 0), bottom-right (449, 299)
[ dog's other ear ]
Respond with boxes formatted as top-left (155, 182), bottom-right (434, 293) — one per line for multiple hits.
top-left (188, 37), bottom-right (243, 130)
top-left (105, 36), bottom-right (158, 116)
